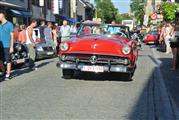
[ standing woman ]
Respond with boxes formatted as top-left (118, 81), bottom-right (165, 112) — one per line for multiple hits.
top-left (170, 24), bottom-right (179, 70)
top-left (52, 25), bottom-right (58, 51)
top-left (163, 22), bottom-right (173, 54)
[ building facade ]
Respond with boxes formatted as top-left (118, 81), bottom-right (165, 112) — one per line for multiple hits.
top-left (0, 0), bottom-right (31, 25)
top-left (76, 0), bottom-right (94, 21)
top-left (0, 0), bottom-right (94, 25)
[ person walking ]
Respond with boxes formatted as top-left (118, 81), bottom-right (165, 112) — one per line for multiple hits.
top-left (44, 22), bottom-right (53, 46)
top-left (18, 24), bottom-right (27, 44)
top-left (26, 19), bottom-right (37, 70)
top-left (163, 22), bottom-right (173, 54)
top-left (0, 10), bottom-right (14, 80)
top-left (159, 22), bottom-right (166, 52)
top-left (60, 20), bottom-right (71, 42)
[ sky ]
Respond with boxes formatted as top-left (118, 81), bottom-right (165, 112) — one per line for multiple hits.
top-left (112, 0), bottom-right (131, 14)
top-left (90, 0), bottom-right (131, 14)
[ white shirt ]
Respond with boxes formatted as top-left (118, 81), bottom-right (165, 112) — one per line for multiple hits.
top-left (26, 27), bottom-right (32, 44)
top-left (60, 25), bottom-right (71, 37)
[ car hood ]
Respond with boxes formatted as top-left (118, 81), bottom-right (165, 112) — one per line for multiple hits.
top-left (65, 35), bottom-right (131, 56)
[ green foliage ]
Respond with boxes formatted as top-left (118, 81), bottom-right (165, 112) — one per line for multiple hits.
top-left (96, 0), bottom-right (118, 23)
top-left (130, 0), bottom-right (145, 25)
top-left (95, 0), bottom-right (133, 24)
top-left (115, 14), bottom-right (123, 23)
top-left (161, 2), bottom-right (177, 21)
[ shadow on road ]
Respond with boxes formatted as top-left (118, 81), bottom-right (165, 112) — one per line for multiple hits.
top-left (129, 56), bottom-right (179, 119)
top-left (70, 71), bottom-right (133, 82)
top-left (0, 60), bottom-right (54, 82)
top-left (159, 58), bottom-right (179, 108)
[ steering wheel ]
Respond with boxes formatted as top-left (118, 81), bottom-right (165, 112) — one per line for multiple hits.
top-left (114, 31), bottom-right (127, 38)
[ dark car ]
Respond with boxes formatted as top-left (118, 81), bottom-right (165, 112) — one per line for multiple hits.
top-left (11, 42), bottom-right (29, 66)
top-left (33, 28), bottom-right (55, 60)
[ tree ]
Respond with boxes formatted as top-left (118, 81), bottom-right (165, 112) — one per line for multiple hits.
top-left (115, 14), bottom-right (123, 23)
top-left (130, 0), bottom-right (145, 25)
top-left (161, 2), bottom-right (177, 21)
top-left (96, 0), bottom-right (118, 23)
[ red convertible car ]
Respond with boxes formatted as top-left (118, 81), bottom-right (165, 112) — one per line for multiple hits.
top-left (143, 31), bottom-right (160, 45)
top-left (58, 21), bottom-right (138, 80)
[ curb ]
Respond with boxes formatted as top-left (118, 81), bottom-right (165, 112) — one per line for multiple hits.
top-left (152, 48), bottom-right (178, 120)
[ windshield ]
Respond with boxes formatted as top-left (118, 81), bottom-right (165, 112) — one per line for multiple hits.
top-left (77, 24), bottom-right (105, 36)
top-left (106, 25), bottom-right (130, 38)
top-left (77, 23), bottom-right (130, 38)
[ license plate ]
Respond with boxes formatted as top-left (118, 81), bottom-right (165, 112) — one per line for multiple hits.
top-left (81, 66), bottom-right (104, 73)
top-left (16, 59), bottom-right (25, 64)
top-left (47, 52), bottom-right (54, 55)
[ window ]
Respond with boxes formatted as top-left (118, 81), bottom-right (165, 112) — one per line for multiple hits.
top-left (32, 0), bottom-right (39, 6)
top-left (47, 0), bottom-right (51, 9)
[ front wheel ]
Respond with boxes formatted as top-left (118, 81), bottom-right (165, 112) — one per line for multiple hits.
top-left (62, 69), bottom-right (74, 79)
top-left (123, 73), bottom-right (133, 81)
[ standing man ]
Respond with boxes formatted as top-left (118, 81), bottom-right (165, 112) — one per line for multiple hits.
top-left (0, 10), bottom-right (14, 80)
top-left (26, 19), bottom-right (37, 70)
top-left (44, 22), bottom-right (53, 46)
top-left (60, 20), bottom-right (71, 42)
top-left (0, 41), bottom-right (5, 77)
top-left (39, 20), bottom-right (47, 40)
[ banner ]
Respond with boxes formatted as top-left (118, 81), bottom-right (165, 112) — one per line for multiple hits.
top-left (52, 0), bottom-right (59, 14)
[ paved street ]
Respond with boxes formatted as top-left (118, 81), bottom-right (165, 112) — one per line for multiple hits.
top-left (0, 45), bottom-right (178, 120)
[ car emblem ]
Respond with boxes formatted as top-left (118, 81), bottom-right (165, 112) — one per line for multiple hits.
top-left (93, 44), bottom-right (97, 49)
top-left (90, 55), bottom-right (97, 64)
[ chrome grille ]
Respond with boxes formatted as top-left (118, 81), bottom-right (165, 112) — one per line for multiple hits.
top-left (61, 53), bottom-right (130, 65)
top-left (43, 47), bottom-right (53, 51)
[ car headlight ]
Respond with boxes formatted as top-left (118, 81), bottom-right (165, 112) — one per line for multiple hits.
top-left (60, 43), bottom-right (69, 51)
top-left (122, 46), bottom-right (131, 55)
top-left (15, 44), bottom-right (22, 51)
top-left (36, 46), bottom-right (44, 51)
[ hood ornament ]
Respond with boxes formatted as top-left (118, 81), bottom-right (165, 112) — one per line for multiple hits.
top-left (90, 55), bottom-right (97, 64)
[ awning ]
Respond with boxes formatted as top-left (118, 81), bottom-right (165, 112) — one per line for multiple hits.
top-left (60, 16), bottom-right (78, 23)
top-left (79, 0), bottom-right (86, 7)
top-left (0, 1), bottom-right (22, 8)
top-left (9, 9), bottom-right (32, 17)
top-left (21, 11), bottom-right (32, 17)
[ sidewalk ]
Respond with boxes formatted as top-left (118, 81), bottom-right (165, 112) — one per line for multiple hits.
top-left (153, 47), bottom-right (179, 118)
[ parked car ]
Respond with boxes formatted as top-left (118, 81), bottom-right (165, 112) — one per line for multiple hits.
top-left (143, 31), bottom-right (160, 45)
top-left (33, 28), bottom-right (55, 59)
top-left (0, 42), bottom-right (28, 75)
top-left (57, 21), bottom-right (138, 80)
top-left (11, 42), bottom-right (29, 66)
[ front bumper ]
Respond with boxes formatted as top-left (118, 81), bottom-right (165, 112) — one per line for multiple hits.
top-left (36, 51), bottom-right (55, 59)
top-left (12, 58), bottom-right (29, 65)
top-left (57, 62), bottom-right (134, 73)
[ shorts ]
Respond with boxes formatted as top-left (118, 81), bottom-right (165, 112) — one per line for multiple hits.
top-left (0, 47), bottom-right (11, 64)
top-left (170, 42), bottom-right (179, 48)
